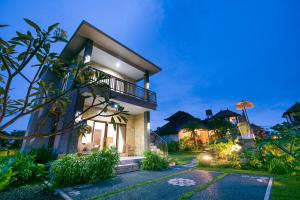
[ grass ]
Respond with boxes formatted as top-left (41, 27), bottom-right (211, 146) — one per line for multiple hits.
top-left (168, 151), bottom-right (198, 165)
top-left (0, 183), bottom-right (61, 200)
top-left (0, 149), bottom-right (18, 156)
top-left (88, 169), bottom-right (194, 200)
top-left (198, 167), bottom-right (300, 200)
top-left (178, 173), bottom-right (228, 200)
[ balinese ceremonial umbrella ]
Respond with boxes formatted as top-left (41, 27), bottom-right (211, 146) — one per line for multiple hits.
top-left (236, 100), bottom-right (254, 123)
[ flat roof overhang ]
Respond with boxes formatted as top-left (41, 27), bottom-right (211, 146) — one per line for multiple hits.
top-left (60, 21), bottom-right (161, 77)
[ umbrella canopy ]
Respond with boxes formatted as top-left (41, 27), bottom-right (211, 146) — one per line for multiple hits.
top-left (236, 101), bottom-right (254, 110)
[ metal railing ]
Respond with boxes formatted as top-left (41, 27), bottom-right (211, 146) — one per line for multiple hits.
top-left (89, 67), bottom-right (157, 104)
top-left (150, 132), bottom-right (168, 157)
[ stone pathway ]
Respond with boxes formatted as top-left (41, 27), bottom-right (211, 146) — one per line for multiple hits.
top-left (104, 170), bottom-right (220, 200)
top-left (191, 174), bottom-right (271, 200)
top-left (63, 166), bottom-right (192, 200)
top-left (60, 163), bottom-right (272, 200)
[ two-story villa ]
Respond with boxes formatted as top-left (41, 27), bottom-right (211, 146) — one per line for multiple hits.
top-left (21, 21), bottom-right (161, 156)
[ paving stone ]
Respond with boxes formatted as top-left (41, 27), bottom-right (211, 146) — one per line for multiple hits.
top-left (64, 166), bottom-right (193, 200)
top-left (191, 174), bottom-right (270, 200)
top-left (105, 170), bottom-right (220, 200)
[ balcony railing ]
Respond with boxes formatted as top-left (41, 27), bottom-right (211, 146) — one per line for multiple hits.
top-left (89, 67), bottom-right (157, 104)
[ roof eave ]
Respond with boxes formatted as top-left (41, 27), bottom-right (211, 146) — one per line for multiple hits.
top-left (60, 20), bottom-right (162, 76)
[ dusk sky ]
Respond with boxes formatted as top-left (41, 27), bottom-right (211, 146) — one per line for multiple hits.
top-left (1, 0), bottom-right (300, 131)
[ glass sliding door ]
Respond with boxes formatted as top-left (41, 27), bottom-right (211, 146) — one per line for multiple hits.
top-left (106, 124), bottom-right (117, 148)
top-left (79, 120), bottom-right (126, 153)
top-left (92, 122), bottom-right (106, 149)
top-left (117, 125), bottom-right (126, 153)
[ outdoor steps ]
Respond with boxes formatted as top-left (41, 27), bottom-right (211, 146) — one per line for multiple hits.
top-left (116, 157), bottom-right (143, 174)
top-left (149, 143), bottom-right (163, 155)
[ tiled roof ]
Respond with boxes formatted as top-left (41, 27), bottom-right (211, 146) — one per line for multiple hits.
top-left (213, 109), bottom-right (241, 118)
top-left (283, 102), bottom-right (300, 117)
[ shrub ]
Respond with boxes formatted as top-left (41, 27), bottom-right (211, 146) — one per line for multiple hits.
top-left (85, 149), bottom-right (120, 182)
top-left (197, 154), bottom-right (213, 167)
top-left (50, 148), bottom-right (119, 187)
top-left (179, 137), bottom-right (193, 151)
top-left (213, 140), bottom-right (235, 159)
top-left (168, 141), bottom-right (179, 152)
top-left (0, 153), bottom-right (47, 189)
top-left (268, 157), bottom-right (290, 175)
top-left (11, 153), bottom-right (47, 185)
top-left (141, 151), bottom-right (169, 171)
top-left (29, 147), bottom-right (57, 164)
top-left (0, 161), bottom-right (16, 191)
top-left (242, 150), bottom-right (263, 170)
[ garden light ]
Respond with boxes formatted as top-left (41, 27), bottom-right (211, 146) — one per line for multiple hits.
top-left (202, 154), bottom-right (213, 162)
top-left (231, 144), bottom-right (242, 152)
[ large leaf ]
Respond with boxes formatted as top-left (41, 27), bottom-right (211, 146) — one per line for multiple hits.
top-left (24, 18), bottom-right (41, 33)
top-left (111, 117), bottom-right (116, 130)
top-left (47, 23), bottom-right (59, 32)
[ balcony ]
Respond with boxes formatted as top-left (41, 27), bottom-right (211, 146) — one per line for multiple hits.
top-left (89, 67), bottom-right (157, 104)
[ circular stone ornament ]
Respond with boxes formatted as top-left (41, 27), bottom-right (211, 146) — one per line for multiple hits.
top-left (168, 178), bottom-right (196, 186)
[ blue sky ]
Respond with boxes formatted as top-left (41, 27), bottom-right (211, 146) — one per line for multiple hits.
top-left (1, 0), bottom-right (300, 131)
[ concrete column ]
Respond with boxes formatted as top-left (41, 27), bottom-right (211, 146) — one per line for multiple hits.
top-left (55, 39), bottom-right (93, 154)
top-left (144, 111), bottom-right (150, 151)
top-left (144, 71), bottom-right (149, 101)
top-left (83, 39), bottom-right (93, 63)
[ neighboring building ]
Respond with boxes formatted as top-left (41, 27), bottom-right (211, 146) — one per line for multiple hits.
top-left (22, 21), bottom-right (161, 156)
top-left (212, 109), bottom-right (241, 124)
top-left (282, 102), bottom-right (300, 125)
top-left (155, 111), bottom-right (199, 143)
top-left (250, 123), bottom-right (266, 139)
top-left (156, 109), bottom-right (241, 144)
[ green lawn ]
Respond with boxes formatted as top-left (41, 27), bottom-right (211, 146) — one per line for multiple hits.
top-left (199, 167), bottom-right (300, 200)
top-left (168, 151), bottom-right (198, 165)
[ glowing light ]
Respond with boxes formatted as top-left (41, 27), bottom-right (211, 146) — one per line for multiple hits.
top-left (146, 82), bottom-right (150, 89)
top-left (231, 144), bottom-right (242, 152)
top-left (147, 122), bottom-right (150, 131)
top-left (202, 154), bottom-right (213, 161)
top-left (116, 62), bottom-right (120, 67)
top-left (84, 55), bottom-right (91, 63)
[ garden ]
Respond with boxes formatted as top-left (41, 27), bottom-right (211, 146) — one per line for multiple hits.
top-left (0, 147), bottom-right (120, 199)
top-left (166, 122), bottom-right (300, 200)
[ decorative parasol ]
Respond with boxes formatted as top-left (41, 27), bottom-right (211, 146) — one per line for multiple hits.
top-left (236, 100), bottom-right (254, 123)
top-left (236, 101), bottom-right (254, 110)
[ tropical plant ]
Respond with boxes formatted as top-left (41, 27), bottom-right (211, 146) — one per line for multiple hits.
top-left (0, 152), bottom-right (47, 189)
top-left (181, 120), bottom-right (206, 148)
top-left (141, 151), bottom-right (169, 171)
top-left (0, 159), bottom-right (16, 191)
top-left (243, 150), bottom-right (263, 169)
top-left (270, 122), bottom-right (300, 156)
top-left (168, 141), bottom-right (179, 152)
top-left (0, 19), bottom-right (127, 141)
top-left (10, 153), bottom-right (47, 185)
top-left (207, 117), bottom-right (239, 139)
top-left (29, 146), bottom-right (57, 164)
top-left (50, 148), bottom-right (119, 187)
top-left (267, 157), bottom-right (291, 175)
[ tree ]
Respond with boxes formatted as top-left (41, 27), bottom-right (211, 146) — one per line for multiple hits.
top-left (271, 122), bottom-right (300, 155)
top-left (182, 120), bottom-right (206, 147)
top-left (0, 19), bottom-right (127, 140)
top-left (206, 117), bottom-right (239, 139)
